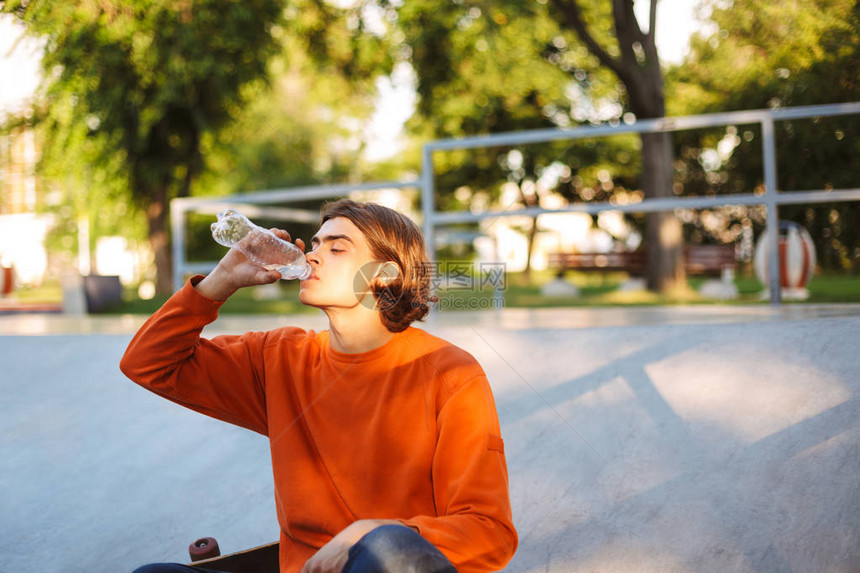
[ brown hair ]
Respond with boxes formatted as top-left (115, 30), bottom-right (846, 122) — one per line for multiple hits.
top-left (320, 199), bottom-right (438, 332)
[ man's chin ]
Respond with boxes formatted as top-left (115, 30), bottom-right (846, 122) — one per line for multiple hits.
top-left (298, 292), bottom-right (338, 309)
top-left (298, 293), bottom-right (319, 308)
top-left (298, 293), bottom-right (366, 311)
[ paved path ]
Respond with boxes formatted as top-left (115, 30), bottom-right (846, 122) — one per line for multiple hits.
top-left (2, 305), bottom-right (859, 572)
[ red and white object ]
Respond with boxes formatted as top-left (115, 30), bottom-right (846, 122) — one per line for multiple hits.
top-left (1, 266), bottom-right (13, 297)
top-left (754, 221), bottom-right (816, 300)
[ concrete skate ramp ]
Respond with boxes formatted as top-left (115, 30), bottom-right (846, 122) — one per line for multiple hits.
top-left (2, 305), bottom-right (859, 572)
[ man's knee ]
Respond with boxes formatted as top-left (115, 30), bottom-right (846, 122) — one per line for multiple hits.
top-left (132, 565), bottom-right (167, 573)
top-left (345, 524), bottom-right (457, 573)
top-left (359, 524), bottom-right (422, 551)
top-left (131, 564), bottom-right (194, 573)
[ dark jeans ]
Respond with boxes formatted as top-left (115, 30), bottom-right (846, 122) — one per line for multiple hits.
top-left (131, 524), bottom-right (457, 573)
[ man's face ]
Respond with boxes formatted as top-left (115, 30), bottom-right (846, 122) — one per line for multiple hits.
top-left (299, 216), bottom-right (376, 309)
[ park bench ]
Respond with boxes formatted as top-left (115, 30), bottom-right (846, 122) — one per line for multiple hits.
top-left (683, 245), bottom-right (737, 276)
top-left (548, 245), bottom-right (736, 277)
top-left (548, 250), bottom-right (646, 275)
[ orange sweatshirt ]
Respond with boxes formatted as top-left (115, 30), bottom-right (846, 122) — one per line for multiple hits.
top-left (120, 277), bottom-right (517, 572)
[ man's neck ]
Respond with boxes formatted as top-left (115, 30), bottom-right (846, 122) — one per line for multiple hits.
top-left (325, 308), bottom-right (395, 354)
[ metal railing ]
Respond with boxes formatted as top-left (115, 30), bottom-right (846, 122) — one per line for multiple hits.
top-left (170, 181), bottom-right (421, 289)
top-left (172, 102), bottom-right (860, 302)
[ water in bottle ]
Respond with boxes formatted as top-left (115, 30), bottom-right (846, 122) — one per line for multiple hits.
top-left (210, 210), bottom-right (312, 280)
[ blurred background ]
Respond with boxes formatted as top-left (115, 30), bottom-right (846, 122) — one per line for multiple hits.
top-left (1, 0), bottom-right (858, 315)
top-left (2, 4), bottom-right (860, 572)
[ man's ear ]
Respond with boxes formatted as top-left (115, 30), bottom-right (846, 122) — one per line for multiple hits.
top-left (374, 261), bottom-right (400, 286)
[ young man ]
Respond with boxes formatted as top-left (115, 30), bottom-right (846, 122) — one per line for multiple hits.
top-left (121, 199), bottom-right (517, 573)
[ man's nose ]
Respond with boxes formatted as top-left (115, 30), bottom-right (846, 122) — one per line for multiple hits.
top-left (305, 248), bottom-right (321, 265)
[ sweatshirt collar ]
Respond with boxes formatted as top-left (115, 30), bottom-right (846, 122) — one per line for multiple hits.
top-left (322, 327), bottom-right (413, 365)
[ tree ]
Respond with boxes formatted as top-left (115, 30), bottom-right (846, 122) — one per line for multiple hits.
top-left (5, 0), bottom-right (284, 294)
top-left (546, 0), bottom-right (682, 291)
top-left (667, 0), bottom-right (860, 272)
top-left (396, 1), bottom-right (573, 275)
top-left (184, 19), bottom-right (393, 263)
top-left (396, 0), bottom-right (683, 291)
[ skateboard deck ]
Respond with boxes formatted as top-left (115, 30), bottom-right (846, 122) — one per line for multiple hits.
top-left (189, 541), bottom-right (280, 573)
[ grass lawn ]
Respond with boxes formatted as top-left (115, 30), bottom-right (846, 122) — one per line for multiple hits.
top-left (436, 269), bottom-right (860, 309)
top-left (8, 270), bottom-right (860, 315)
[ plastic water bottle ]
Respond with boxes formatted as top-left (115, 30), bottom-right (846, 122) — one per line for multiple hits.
top-left (210, 210), bottom-right (312, 280)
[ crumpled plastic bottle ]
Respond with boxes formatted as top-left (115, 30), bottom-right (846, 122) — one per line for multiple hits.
top-left (210, 210), bottom-right (312, 280)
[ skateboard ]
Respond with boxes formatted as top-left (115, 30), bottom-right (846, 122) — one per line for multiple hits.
top-left (188, 538), bottom-right (280, 573)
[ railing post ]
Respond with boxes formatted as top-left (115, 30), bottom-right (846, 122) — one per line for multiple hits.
top-left (421, 146), bottom-right (438, 311)
top-left (421, 146), bottom-right (436, 264)
top-left (761, 115), bottom-right (782, 305)
top-left (171, 198), bottom-right (186, 292)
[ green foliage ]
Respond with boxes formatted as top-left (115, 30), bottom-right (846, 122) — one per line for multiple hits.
top-left (394, 1), bottom-right (629, 200)
top-left (666, 0), bottom-right (860, 270)
top-left (14, 90), bottom-right (148, 270)
top-left (12, 0), bottom-right (284, 205)
top-left (283, 0), bottom-right (394, 83)
top-left (4, 0), bottom-right (285, 291)
top-left (196, 28), bottom-right (386, 199)
top-left (397, 0), bottom-right (622, 139)
top-left (4, 0), bottom-right (399, 290)
top-left (669, 0), bottom-right (858, 113)
top-left (392, 0), bottom-right (665, 279)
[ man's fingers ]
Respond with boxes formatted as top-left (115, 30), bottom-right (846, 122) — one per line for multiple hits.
top-left (263, 269), bottom-right (282, 283)
top-left (270, 228), bottom-right (291, 242)
top-left (270, 228), bottom-right (305, 252)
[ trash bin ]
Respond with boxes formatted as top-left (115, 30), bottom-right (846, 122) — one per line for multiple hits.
top-left (1, 266), bottom-right (13, 297)
top-left (82, 275), bottom-right (123, 313)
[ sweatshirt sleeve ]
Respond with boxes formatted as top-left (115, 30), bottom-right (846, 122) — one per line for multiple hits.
top-left (401, 375), bottom-right (518, 572)
top-left (119, 276), bottom-right (269, 436)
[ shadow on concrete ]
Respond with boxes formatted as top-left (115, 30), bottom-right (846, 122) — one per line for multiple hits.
top-left (469, 318), bottom-right (859, 572)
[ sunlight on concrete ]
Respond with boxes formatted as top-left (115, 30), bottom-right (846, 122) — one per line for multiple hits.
top-left (647, 343), bottom-right (851, 444)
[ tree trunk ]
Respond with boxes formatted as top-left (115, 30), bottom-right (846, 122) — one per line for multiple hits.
top-left (549, 0), bottom-right (686, 293)
top-left (524, 215), bottom-right (539, 279)
top-left (620, 29), bottom-right (685, 293)
top-left (642, 132), bottom-right (684, 291)
top-left (517, 179), bottom-right (540, 279)
top-left (147, 186), bottom-right (173, 295)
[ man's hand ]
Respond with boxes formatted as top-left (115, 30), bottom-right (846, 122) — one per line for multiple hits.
top-left (301, 519), bottom-right (404, 573)
top-left (195, 228), bottom-right (306, 301)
